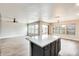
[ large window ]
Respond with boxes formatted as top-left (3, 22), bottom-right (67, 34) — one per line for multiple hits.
top-left (53, 26), bottom-right (60, 34)
top-left (27, 24), bottom-right (38, 36)
top-left (27, 24), bottom-right (34, 34)
top-left (34, 24), bottom-right (38, 34)
top-left (53, 25), bottom-right (65, 34)
top-left (42, 25), bottom-right (48, 34)
top-left (53, 24), bottom-right (76, 35)
top-left (66, 24), bottom-right (75, 35)
top-left (27, 21), bottom-right (49, 36)
top-left (60, 28), bottom-right (65, 34)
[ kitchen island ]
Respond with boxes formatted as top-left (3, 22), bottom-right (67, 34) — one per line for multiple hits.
top-left (27, 35), bottom-right (61, 56)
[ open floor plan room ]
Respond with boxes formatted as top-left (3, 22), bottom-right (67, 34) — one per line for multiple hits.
top-left (0, 3), bottom-right (79, 56)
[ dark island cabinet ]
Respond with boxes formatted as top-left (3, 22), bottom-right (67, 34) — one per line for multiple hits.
top-left (50, 39), bottom-right (61, 56)
top-left (31, 39), bottom-right (61, 56)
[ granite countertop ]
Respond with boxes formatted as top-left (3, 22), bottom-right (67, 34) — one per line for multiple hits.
top-left (26, 35), bottom-right (60, 48)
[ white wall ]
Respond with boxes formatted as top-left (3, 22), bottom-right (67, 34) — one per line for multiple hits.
top-left (0, 14), bottom-right (1, 35)
top-left (0, 19), bottom-right (1, 34)
top-left (1, 21), bottom-right (27, 36)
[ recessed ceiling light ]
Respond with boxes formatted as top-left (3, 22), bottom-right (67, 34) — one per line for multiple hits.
top-left (76, 3), bottom-right (79, 6)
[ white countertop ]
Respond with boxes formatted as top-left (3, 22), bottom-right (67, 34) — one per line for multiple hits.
top-left (26, 35), bottom-right (60, 48)
top-left (0, 34), bottom-right (60, 48)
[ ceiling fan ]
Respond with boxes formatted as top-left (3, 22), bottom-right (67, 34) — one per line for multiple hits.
top-left (2, 16), bottom-right (18, 23)
top-left (12, 18), bottom-right (18, 23)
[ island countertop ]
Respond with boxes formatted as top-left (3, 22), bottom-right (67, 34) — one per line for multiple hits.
top-left (0, 34), bottom-right (60, 48)
top-left (26, 35), bottom-right (60, 48)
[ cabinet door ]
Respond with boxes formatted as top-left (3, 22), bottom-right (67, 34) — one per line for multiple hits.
top-left (31, 42), bottom-right (43, 56)
top-left (44, 44), bottom-right (50, 56)
top-left (56, 39), bottom-right (61, 53)
top-left (50, 41), bottom-right (56, 56)
top-left (54, 39), bottom-right (61, 56)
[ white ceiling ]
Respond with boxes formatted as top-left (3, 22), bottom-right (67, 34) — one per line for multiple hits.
top-left (0, 3), bottom-right (79, 23)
